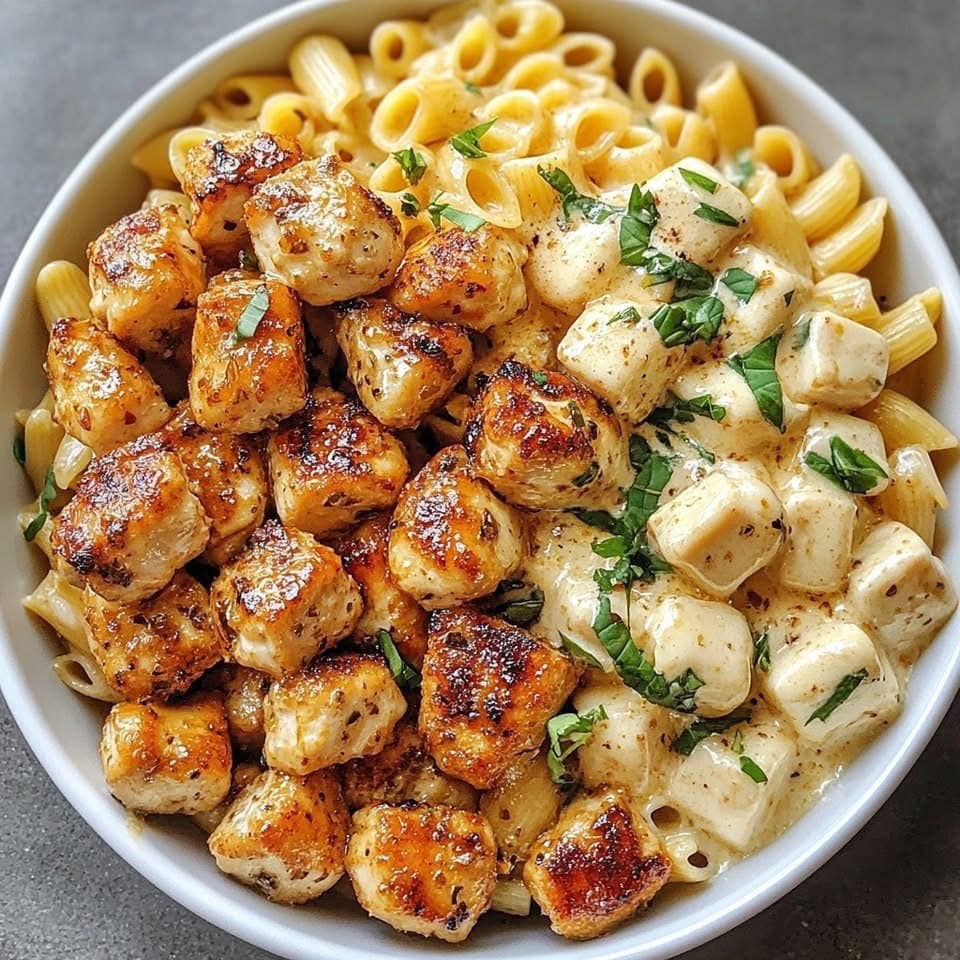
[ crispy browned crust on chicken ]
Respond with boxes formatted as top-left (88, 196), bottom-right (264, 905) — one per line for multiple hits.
top-left (418, 607), bottom-right (578, 789)
top-left (523, 789), bottom-right (672, 940)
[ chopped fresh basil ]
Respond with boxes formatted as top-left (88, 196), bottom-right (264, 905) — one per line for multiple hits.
top-left (568, 400), bottom-right (586, 430)
top-left (721, 267), bottom-right (758, 304)
top-left (694, 202), bottom-right (740, 227)
top-left (531, 371), bottom-right (549, 386)
top-left (13, 435), bottom-right (26, 467)
top-left (464, 81), bottom-right (482, 95)
top-left (238, 248), bottom-right (259, 271)
top-left (377, 629), bottom-right (421, 692)
top-left (803, 436), bottom-right (888, 494)
top-left (538, 165), bottom-right (620, 223)
top-left (651, 296), bottom-right (724, 347)
top-left (730, 147), bottom-right (755, 189)
top-left (572, 462), bottom-right (600, 487)
top-left (731, 729), bottom-right (744, 754)
top-left (753, 631), bottom-right (771, 671)
top-left (784, 289), bottom-right (795, 307)
top-left (671, 711), bottom-right (751, 756)
top-left (482, 581), bottom-right (545, 627)
top-left (806, 668), bottom-right (869, 725)
top-left (739, 754), bottom-right (768, 783)
top-left (400, 192), bottom-right (420, 217)
top-left (560, 632), bottom-right (603, 667)
top-left (233, 285), bottom-right (269, 343)
top-left (608, 305), bottom-right (642, 325)
top-left (793, 317), bottom-right (812, 349)
top-left (592, 595), bottom-right (702, 712)
top-left (450, 117), bottom-right (498, 159)
top-left (647, 392), bottom-right (725, 463)
top-left (546, 705), bottom-right (608, 789)
top-left (619, 184), bottom-right (660, 266)
top-left (727, 332), bottom-right (784, 431)
top-left (679, 167), bottom-right (719, 193)
top-left (392, 146), bottom-right (427, 185)
top-left (23, 466), bottom-right (57, 542)
top-left (426, 195), bottom-right (486, 232)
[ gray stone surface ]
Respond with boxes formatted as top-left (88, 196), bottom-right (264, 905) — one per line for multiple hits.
top-left (1, 1), bottom-right (958, 958)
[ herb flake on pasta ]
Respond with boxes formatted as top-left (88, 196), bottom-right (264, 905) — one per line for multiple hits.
top-left (426, 195), bottom-right (486, 232)
top-left (13, 435), bottom-right (25, 467)
top-left (727, 332), bottom-right (785, 431)
top-left (805, 668), bottom-right (869, 725)
top-left (392, 146), bottom-right (427, 185)
top-left (450, 117), bottom-right (498, 159)
top-left (23, 466), bottom-right (57, 542)
top-left (803, 436), bottom-right (888, 494)
top-left (546, 705), bottom-right (608, 788)
top-left (753, 631), bottom-right (771, 671)
top-left (646, 391), bottom-right (726, 463)
top-left (400, 192), bottom-right (420, 217)
top-left (730, 147), bottom-right (756, 189)
top-left (537, 165), bottom-right (620, 223)
top-left (721, 267), bottom-right (758, 303)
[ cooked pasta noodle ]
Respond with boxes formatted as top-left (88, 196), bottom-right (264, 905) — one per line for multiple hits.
top-left (35, 260), bottom-right (91, 330)
top-left (859, 389), bottom-right (957, 452)
top-left (695, 61), bottom-right (757, 157)
top-left (878, 446), bottom-right (948, 547)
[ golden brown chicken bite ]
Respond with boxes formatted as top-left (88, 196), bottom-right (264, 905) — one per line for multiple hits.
top-left (346, 802), bottom-right (497, 942)
top-left (387, 446), bottom-right (524, 610)
top-left (208, 769), bottom-right (348, 903)
top-left (87, 204), bottom-right (206, 357)
top-left (335, 512), bottom-right (427, 667)
top-left (215, 664), bottom-right (271, 755)
top-left (83, 570), bottom-right (221, 701)
top-left (341, 719), bottom-right (478, 811)
top-left (244, 155), bottom-right (403, 305)
top-left (99, 692), bottom-right (232, 815)
top-left (191, 761), bottom-right (263, 835)
top-left (160, 403), bottom-right (268, 565)
top-left (263, 651), bottom-right (408, 774)
top-left (387, 224), bottom-right (528, 332)
top-left (189, 271), bottom-right (307, 434)
top-left (419, 607), bottom-right (578, 789)
top-left (267, 387), bottom-right (409, 538)
top-left (50, 435), bottom-right (210, 602)
top-left (46, 317), bottom-right (172, 455)
top-left (179, 130), bottom-right (303, 264)
top-left (465, 361), bottom-right (632, 510)
top-left (523, 788), bottom-right (671, 940)
top-left (334, 298), bottom-right (473, 429)
top-left (210, 520), bottom-right (362, 679)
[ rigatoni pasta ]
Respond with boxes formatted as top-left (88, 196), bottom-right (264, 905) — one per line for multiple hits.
top-left (13, 0), bottom-right (956, 947)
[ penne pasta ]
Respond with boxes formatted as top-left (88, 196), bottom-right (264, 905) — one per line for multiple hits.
top-left (809, 196), bottom-right (888, 279)
top-left (35, 260), bottom-right (91, 330)
top-left (695, 61), bottom-right (757, 157)
top-left (790, 154), bottom-right (861, 240)
top-left (878, 446), bottom-right (948, 547)
top-left (629, 47), bottom-right (682, 114)
top-left (289, 34), bottom-right (363, 122)
top-left (858, 389), bottom-right (958, 452)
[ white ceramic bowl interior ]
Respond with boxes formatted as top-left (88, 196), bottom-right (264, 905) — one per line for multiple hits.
top-left (2, 2), bottom-right (957, 959)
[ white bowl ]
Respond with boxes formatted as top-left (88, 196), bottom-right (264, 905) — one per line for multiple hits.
top-left (2, 2), bottom-right (957, 958)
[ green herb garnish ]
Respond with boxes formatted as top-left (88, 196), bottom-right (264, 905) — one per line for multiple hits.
top-left (727, 332), bottom-right (784, 431)
top-left (400, 192), bottom-right (420, 217)
top-left (392, 147), bottom-right (427, 185)
top-left (560, 632), bottom-right (603, 667)
top-left (671, 711), bottom-right (751, 756)
top-left (568, 400), bottom-right (586, 429)
top-left (546, 706), bottom-right (608, 789)
top-left (608, 305), bottom-right (642, 325)
top-left (694, 202), bottom-right (740, 227)
top-left (805, 668), bottom-right (869, 725)
top-left (23, 466), bottom-right (57, 542)
top-left (13, 435), bottom-right (26, 467)
top-left (753, 631), bottom-right (771, 671)
top-left (721, 267), bottom-right (758, 304)
top-left (647, 391), bottom-right (726, 463)
top-left (538, 165), bottom-right (620, 223)
top-left (233, 285), bottom-right (269, 343)
top-left (679, 167), bottom-right (719, 193)
top-left (482, 581), bottom-right (545, 627)
top-left (450, 118), bottom-right (498, 159)
top-left (730, 729), bottom-right (768, 782)
top-left (619, 184), bottom-right (660, 266)
top-left (464, 81), bottom-right (482, 95)
top-left (793, 317), bottom-right (811, 349)
top-left (531, 371), bottom-right (549, 386)
top-left (377, 629), bottom-right (421, 692)
top-left (650, 296), bottom-right (724, 347)
top-left (730, 147), bottom-right (755, 189)
top-left (803, 437), bottom-right (888, 494)
top-left (426, 195), bottom-right (486, 233)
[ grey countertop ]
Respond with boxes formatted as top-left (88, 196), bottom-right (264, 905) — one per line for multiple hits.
top-left (2, 1), bottom-right (958, 958)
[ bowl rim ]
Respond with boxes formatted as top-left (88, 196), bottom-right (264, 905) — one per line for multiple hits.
top-left (2, 2), bottom-right (959, 959)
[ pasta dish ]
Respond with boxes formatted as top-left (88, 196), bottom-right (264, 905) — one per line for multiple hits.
top-left (13, 0), bottom-right (957, 943)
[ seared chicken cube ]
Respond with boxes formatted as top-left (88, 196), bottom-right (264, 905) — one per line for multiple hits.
top-left (51, 436), bottom-right (210, 602)
top-left (478, 751), bottom-right (565, 869)
top-left (267, 387), bottom-right (409, 538)
top-left (99, 693), bottom-right (232, 814)
top-left (208, 768), bottom-right (348, 903)
top-left (647, 463), bottom-right (784, 597)
top-left (245, 155), bottom-right (403, 305)
top-left (178, 130), bottom-right (303, 264)
top-left (46, 317), bottom-right (172, 455)
top-left (215, 664), bottom-right (272, 754)
top-left (465, 361), bottom-right (632, 510)
top-left (419, 607), bottom-right (578, 789)
top-left (263, 652), bottom-right (408, 774)
top-left (84, 570), bottom-right (221, 701)
top-left (192, 761), bottom-right (263, 835)
top-left (846, 521), bottom-right (957, 658)
top-left (341, 719), bottom-right (478, 811)
top-left (211, 520), bottom-right (362, 679)
top-left (189, 271), bottom-right (308, 434)
top-left (523, 788), bottom-right (671, 940)
top-left (346, 802), bottom-right (497, 942)
top-left (335, 298), bottom-right (473, 429)
top-left (87, 204), bottom-right (206, 357)
top-left (161, 403), bottom-right (268, 565)
top-left (387, 446), bottom-right (524, 609)
top-left (387, 224), bottom-right (528, 332)
top-left (335, 513), bottom-right (427, 667)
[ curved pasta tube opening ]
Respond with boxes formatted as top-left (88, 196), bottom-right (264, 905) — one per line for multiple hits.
top-left (629, 47), bottom-right (682, 113)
